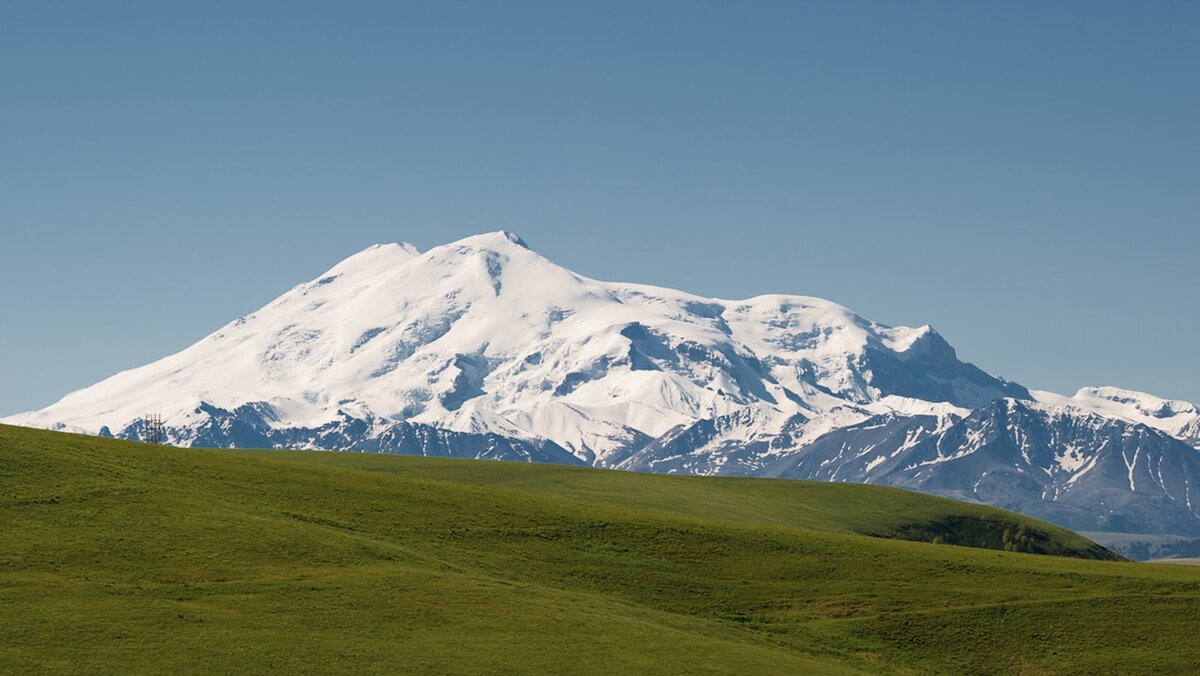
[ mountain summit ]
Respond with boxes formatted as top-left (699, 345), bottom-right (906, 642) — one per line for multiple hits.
top-left (8, 231), bottom-right (1199, 536)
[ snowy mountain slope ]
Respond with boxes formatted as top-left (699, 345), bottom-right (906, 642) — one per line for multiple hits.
top-left (614, 404), bottom-right (815, 476)
top-left (1033, 387), bottom-right (1200, 450)
top-left (5, 231), bottom-right (1015, 463)
top-left (6, 230), bottom-right (1198, 536)
top-left (762, 412), bottom-right (959, 483)
top-left (768, 399), bottom-right (1200, 534)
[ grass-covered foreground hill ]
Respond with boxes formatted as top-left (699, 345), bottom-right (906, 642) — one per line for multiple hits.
top-left (3, 424), bottom-right (1199, 674)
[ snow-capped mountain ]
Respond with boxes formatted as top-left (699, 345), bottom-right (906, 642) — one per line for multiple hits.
top-left (6, 230), bottom-right (1020, 460)
top-left (764, 399), bottom-right (1200, 535)
top-left (1033, 387), bottom-right (1200, 450)
top-left (7, 231), bottom-right (1199, 536)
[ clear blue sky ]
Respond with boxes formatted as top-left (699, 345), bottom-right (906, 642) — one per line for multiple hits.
top-left (2, 1), bottom-right (1197, 415)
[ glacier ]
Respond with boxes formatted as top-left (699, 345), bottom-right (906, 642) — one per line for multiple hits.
top-left (7, 230), bottom-right (1200, 537)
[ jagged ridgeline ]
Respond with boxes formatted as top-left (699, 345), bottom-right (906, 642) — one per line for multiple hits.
top-left (6, 231), bottom-right (1200, 538)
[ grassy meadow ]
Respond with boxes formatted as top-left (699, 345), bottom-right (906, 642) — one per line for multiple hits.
top-left (2, 424), bottom-right (1199, 673)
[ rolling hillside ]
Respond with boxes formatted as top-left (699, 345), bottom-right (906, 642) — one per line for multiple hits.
top-left (3, 424), bottom-right (1200, 673)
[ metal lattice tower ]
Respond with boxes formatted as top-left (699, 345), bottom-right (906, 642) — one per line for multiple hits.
top-left (142, 413), bottom-right (165, 444)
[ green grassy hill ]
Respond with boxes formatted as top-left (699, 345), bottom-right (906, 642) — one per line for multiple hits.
top-left (3, 424), bottom-right (1199, 674)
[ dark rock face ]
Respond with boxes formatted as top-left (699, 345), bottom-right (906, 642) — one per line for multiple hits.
top-left (115, 401), bottom-right (583, 466)
top-left (763, 413), bottom-right (945, 482)
top-left (767, 400), bottom-right (1200, 536)
top-left (863, 329), bottom-right (1030, 408)
top-left (619, 409), bottom-right (809, 476)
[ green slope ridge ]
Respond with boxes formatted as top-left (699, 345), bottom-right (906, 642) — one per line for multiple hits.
top-left (3, 424), bottom-right (1199, 674)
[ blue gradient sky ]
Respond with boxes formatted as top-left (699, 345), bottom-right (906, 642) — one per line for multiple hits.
top-left (2, 1), bottom-right (1197, 415)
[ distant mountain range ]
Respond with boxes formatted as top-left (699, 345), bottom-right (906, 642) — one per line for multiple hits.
top-left (8, 231), bottom-right (1200, 537)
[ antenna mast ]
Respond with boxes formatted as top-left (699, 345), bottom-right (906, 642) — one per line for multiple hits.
top-left (142, 413), bottom-right (165, 444)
